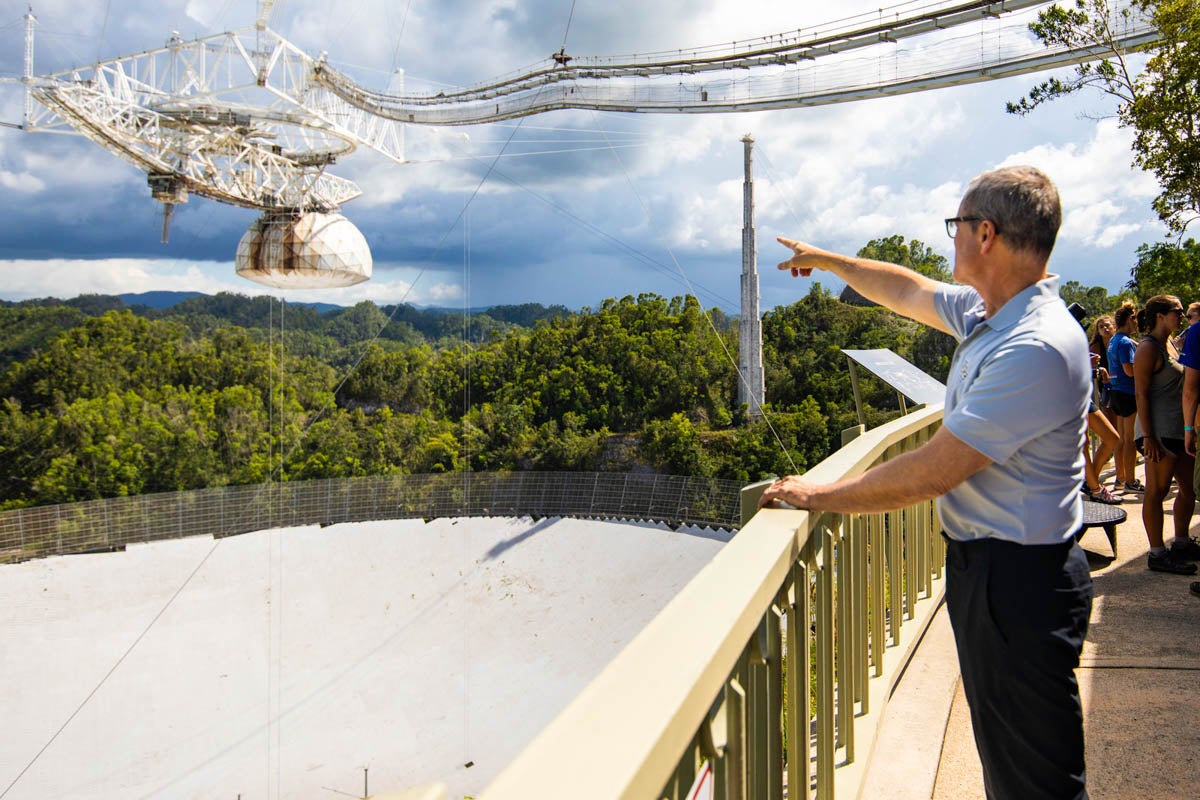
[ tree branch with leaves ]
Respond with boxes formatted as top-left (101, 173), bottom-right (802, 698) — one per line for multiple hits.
top-left (1009, 0), bottom-right (1200, 233)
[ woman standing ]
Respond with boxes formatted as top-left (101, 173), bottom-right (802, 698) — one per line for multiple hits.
top-left (1107, 302), bottom-right (1142, 493)
top-left (1134, 295), bottom-right (1198, 574)
top-left (1084, 314), bottom-right (1121, 500)
top-left (1091, 315), bottom-right (1118, 431)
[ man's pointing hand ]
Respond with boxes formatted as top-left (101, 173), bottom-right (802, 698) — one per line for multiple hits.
top-left (777, 236), bottom-right (834, 278)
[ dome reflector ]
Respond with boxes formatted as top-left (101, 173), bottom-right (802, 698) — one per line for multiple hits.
top-left (236, 211), bottom-right (372, 288)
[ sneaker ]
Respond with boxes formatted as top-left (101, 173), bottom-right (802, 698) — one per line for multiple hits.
top-left (1090, 486), bottom-right (1123, 505)
top-left (1170, 537), bottom-right (1200, 561)
top-left (1148, 550), bottom-right (1198, 575)
top-left (1123, 480), bottom-right (1146, 492)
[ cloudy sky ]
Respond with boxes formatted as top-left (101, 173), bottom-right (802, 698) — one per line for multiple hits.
top-left (0, 0), bottom-right (1163, 312)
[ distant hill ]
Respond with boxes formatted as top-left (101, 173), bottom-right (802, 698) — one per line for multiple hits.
top-left (0, 292), bottom-right (578, 355)
top-left (119, 291), bottom-right (205, 309)
top-left (120, 291), bottom-right (343, 314)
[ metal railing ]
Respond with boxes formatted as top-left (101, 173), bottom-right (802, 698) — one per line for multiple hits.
top-left (482, 405), bottom-right (945, 800)
top-left (0, 471), bottom-right (742, 564)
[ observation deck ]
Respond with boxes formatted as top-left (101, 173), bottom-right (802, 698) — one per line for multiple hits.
top-left (479, 407), bottom-right (1199, 800)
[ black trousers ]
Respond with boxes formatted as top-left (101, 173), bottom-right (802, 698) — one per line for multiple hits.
top-left (944, 534), bottom-right (1093, 800)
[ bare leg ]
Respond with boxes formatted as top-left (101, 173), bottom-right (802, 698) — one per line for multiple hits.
top-left (1088, 410), bottom-right (1118, 479)
top-left (1101, 405), bottom-right (1119, 435)
top-left (1142, 451), bottom-right (1176, 549)
top-left (1172, 452), bottom-right (1197, 541)
top-left (1082, 440), bottom-right (1100, 491)
top-left (1115, 414), bottom-right (1137, 486)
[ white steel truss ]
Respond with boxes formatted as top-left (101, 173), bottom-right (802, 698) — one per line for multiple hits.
top-left (24, 27), bottom-right (405, 211)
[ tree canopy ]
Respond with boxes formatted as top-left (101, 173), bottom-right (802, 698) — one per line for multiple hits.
top-left (857, 235), bottom-right (952, 282)
top-left (1008, 0), bottom-right (1200, 233)
top-left (4, 231), bottom-right (1120, 510)
top-left (1127, 238), bottom-right (1200, 302)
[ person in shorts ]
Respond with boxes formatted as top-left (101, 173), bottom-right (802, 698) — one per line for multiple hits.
top-left (1133, 295), bottom-right (1197, 574)
top-left (1107, 301), bottom-right (1142, 492)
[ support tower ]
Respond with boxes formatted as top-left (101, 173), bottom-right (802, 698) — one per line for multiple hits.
top-left (739, 134), bottom-right (765, 419)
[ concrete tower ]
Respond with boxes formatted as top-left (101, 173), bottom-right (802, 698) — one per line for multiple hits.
top-left (739, 134), bottom-right (765, 419)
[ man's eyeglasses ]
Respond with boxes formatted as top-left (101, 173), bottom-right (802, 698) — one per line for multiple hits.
top-left (945, 216), bottom-right (984, 238)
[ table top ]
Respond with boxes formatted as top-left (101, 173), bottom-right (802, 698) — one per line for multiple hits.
top-left (1081, 499), bottom-right (1127, 525)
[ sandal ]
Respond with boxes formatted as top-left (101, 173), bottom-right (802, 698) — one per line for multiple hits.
top-left (1123, 480), bottom-right (1145, 492)
top-left (1091, 486), bottom-right (1123, 505)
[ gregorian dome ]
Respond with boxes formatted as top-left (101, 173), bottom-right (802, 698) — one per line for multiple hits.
top-left (235, 211), bottom-right (373, 289)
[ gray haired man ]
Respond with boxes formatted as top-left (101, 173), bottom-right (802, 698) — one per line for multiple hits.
top-left (761, 166), bottom-right (1092, 800)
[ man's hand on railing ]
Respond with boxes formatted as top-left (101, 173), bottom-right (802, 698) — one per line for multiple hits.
top-left (757, 475), bottom-right (815, 510)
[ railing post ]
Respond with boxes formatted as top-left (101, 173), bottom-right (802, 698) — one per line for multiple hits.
top-left (669, 732), bottom-right (699, 800)
top-left (739, 479), bottom-right (774, 527)
top-left (787, 559), bottom-right (811, 800)
top-left (815, 522), bottom-right (835, 800)
top-left (726, 675), bottom-right (747, 800)
top-left (905, 504), bottom-right (917, 622)
top-left (852, 513), bottom-right (869, 713)
top-left (766, 601), bottom-right (784, 800)
top-left (835, 515), bottom-right (853, 761)
top-left (868, 512), bottom-right (884, 678)
top-left (887, 508), bottom-right (902, 647)
top-left (748, 625), bottom-right (768, 800)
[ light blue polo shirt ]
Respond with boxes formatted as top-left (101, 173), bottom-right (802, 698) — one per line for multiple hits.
top-left (933, 276), bottom-right (1090, 545)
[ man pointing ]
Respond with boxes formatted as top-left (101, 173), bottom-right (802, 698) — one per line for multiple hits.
top-left (761, 166), bottom-right (1093, 800)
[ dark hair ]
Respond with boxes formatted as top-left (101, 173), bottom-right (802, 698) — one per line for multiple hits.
top-left (1138, 294), bottom-right (1180, 333)
top-left (1113, 301), bottom-right (1137, 330)
top-left (960, 166), bottom-right (1061, 260)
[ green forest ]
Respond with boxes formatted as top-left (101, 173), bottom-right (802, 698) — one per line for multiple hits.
top-left (2, 231), bottom-right (1181, 512)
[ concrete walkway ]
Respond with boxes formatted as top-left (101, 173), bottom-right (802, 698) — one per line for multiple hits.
top-left (929, 478), bottom-right (1200, 800)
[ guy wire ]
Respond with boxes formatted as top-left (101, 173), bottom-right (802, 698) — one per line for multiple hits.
top-left (560, 0), bottom-right (579, 53)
